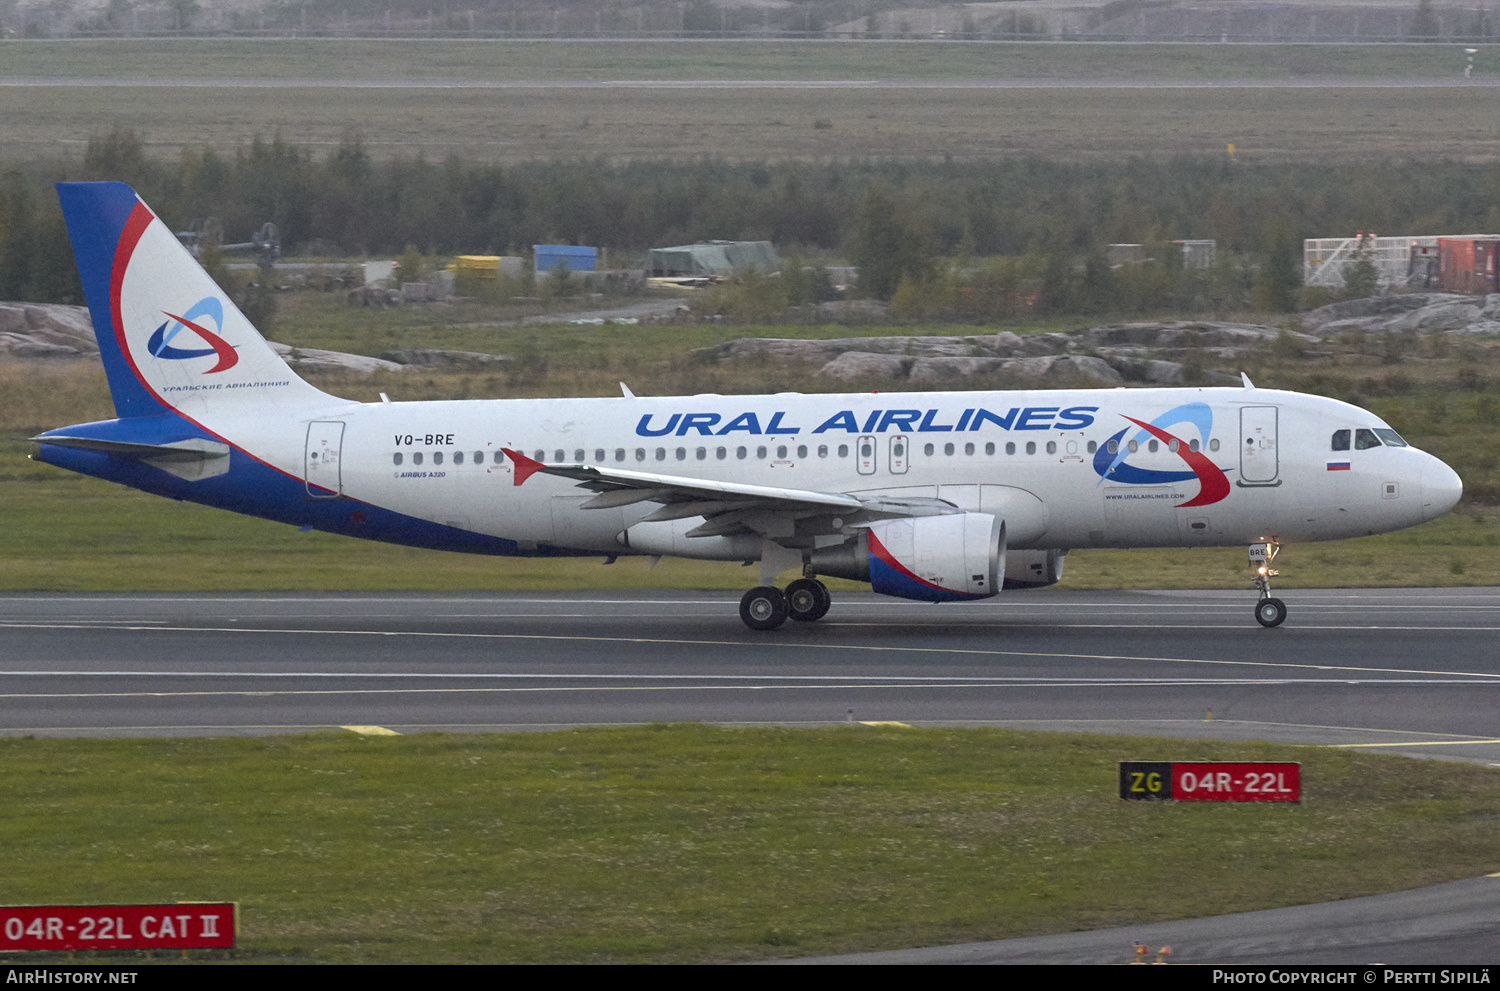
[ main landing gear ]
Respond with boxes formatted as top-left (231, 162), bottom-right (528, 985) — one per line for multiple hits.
top-left (740, 578), bottom-right (831, 631)
top-left (1249, 540), bottom-right (1287, 628)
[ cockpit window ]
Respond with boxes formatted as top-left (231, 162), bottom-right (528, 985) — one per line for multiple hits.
top-left (1331, 429), bottom-right (1351, 452)
top-left (1374, 428), bottom-right (1408, 448)
top-left (1354, 428), bottom-right (1382, 450)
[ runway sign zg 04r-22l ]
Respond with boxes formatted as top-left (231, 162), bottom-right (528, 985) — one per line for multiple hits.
top-left (1119, 762), bottom-right (1301, 802)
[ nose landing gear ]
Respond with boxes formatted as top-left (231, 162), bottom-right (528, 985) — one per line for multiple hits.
top-left (1249, 541), bottom-right (1286, 628)
top-left (740, 578), bottom-right (831, 630)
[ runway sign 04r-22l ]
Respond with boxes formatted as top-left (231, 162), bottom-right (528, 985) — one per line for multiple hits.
top-left (1119, 762), bottom-right (1301, 802)
top-left (0, 903), bottom-right (236, 951)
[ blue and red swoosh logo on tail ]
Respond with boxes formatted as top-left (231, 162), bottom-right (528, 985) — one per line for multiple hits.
top-left (145, 297), bottom-right (237, 374)
top-left (1092, 402), bottom-right (1231, 508)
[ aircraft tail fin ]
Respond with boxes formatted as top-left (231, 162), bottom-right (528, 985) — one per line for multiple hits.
top-left (56, 181), bottom-right (335, 421)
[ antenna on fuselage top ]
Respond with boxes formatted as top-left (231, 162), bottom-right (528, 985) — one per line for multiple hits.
top-left (620, 382), bottom-right (636, 399)
top-left (1241, 372), bottom-right (1255, 390)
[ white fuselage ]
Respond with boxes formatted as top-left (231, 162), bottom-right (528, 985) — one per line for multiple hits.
top-left (208, 385), bottom-right (1460, 559)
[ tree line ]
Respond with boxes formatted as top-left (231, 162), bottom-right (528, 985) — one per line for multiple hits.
top-left (4, 129), bottom-right (1500, 315)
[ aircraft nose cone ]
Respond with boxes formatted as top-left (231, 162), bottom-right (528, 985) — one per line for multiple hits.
top-left (1422, 457), bottom-right (1463, 519)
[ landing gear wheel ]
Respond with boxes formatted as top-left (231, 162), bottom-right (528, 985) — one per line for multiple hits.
top-left (1255, 597), bottom-right (1287, 628)
top-left (740, 586), bottom-right (788, 631)
top-left (785, 578), bottom-right (831, 622)
top-left (1248, 541), bottom-right (1285, 629)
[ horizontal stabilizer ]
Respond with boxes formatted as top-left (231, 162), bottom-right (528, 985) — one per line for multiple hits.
top-left (33, 433), bottom-right (231, 481)
top-left (33, 435), bottom-right (230, 461)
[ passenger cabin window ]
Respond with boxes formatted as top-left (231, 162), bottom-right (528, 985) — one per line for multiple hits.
top-left (837, 445), bottom-right (849, 458)
top-left (475, 451), bottom-right (485, 464)
top-left (454, 451), bottom-right (464, 465)
top-left (1006, 442), bottom-right (1016, 455)
top-left (615, 448), bottom-right (625, 462)
top-left (594, 449), bottom-right (605, 462)
top-left (1332, 429), bottom-right (1351, 451)
top-left (433, 452), bottom-right (444, 465)
top-left (924, 443), bottom-right (935, 456)
top-left (553, 449), bottom-right (564, 462)
top-left (573, 449), bottom-right (584, 462)
top-left (1355, 428), bottom-right (1382, 450)
top-left (533, 450), bottom-right (544, 461)
top-left (413, 452), bottom-right (423, 465)
top-left (393, 453), bottom-right (403, 466)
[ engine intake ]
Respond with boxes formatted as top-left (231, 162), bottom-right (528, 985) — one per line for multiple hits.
top-left (1004, 549), bottom-right (1067, 589)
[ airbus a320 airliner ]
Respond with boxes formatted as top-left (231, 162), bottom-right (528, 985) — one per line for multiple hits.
top-left (33, 183), bottom-right (1464, 629)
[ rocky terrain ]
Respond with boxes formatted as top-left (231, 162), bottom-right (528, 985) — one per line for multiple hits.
top-left (697, 321), bottom-right (1305, 387)
top-left (1299, 292), bottom-right (1500, 337)
top-left (8, 292), bottom-right (1500, 387)
top-left (0, 304), bottom-right (98, 360)
top-left (0, 303), bottom-right (509, 373)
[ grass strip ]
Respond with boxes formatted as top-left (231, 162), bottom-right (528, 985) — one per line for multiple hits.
top-left (0, 725), bottom-right (1496, 964)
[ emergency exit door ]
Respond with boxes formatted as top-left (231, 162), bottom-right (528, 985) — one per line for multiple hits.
top-left (889, 434), bottom-right (909, 474)
top-left (856, 434), bottom-right (876, 475)
top-left (305, 420), bottom-right (345, 498)
top-left (1239, 406), bottom-right (1279, 485)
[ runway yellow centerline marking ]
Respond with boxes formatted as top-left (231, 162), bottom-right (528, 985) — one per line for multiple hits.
top-left (3, 621), bottom-right (1499, 683)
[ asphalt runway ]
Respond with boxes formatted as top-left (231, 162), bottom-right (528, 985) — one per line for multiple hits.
top-left (4, 76), bottom-right (1498, 89)
top-left (3, 588), bottom-right (1500, 763)
top-left (7, 587), bottom-right (1500, 965)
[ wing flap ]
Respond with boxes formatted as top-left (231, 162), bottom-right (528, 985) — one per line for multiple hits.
top-left (502, 448), bottom-right (863, 512)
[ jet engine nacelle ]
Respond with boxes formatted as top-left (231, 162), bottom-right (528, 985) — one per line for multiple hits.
top-left (808, 513), bottom-right (1004, 602)
top-left (1003, 548), bottom-right (1067, 589)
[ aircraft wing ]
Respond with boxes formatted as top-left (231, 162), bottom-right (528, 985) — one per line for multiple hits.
top-left (502, 448), bottom-right (945, 538)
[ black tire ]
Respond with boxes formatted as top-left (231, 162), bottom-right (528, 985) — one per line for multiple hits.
top-left (740, 586), bottom-right (788, 631)
top-left (785, 578), bottom-right (831, 622)
top-left (1255, 597), bottom-right (1287, 628)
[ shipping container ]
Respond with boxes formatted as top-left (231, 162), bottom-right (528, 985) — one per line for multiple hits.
top-left (1438, 237), bottom-right (1500, 294)
top-left (534, 245), bottom-right (597, 273)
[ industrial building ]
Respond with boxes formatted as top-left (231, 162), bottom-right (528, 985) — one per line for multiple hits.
top-left (646, 241), bottom-right (780, 279)
top-left (1304, 234), bottom-right (1500, 293)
